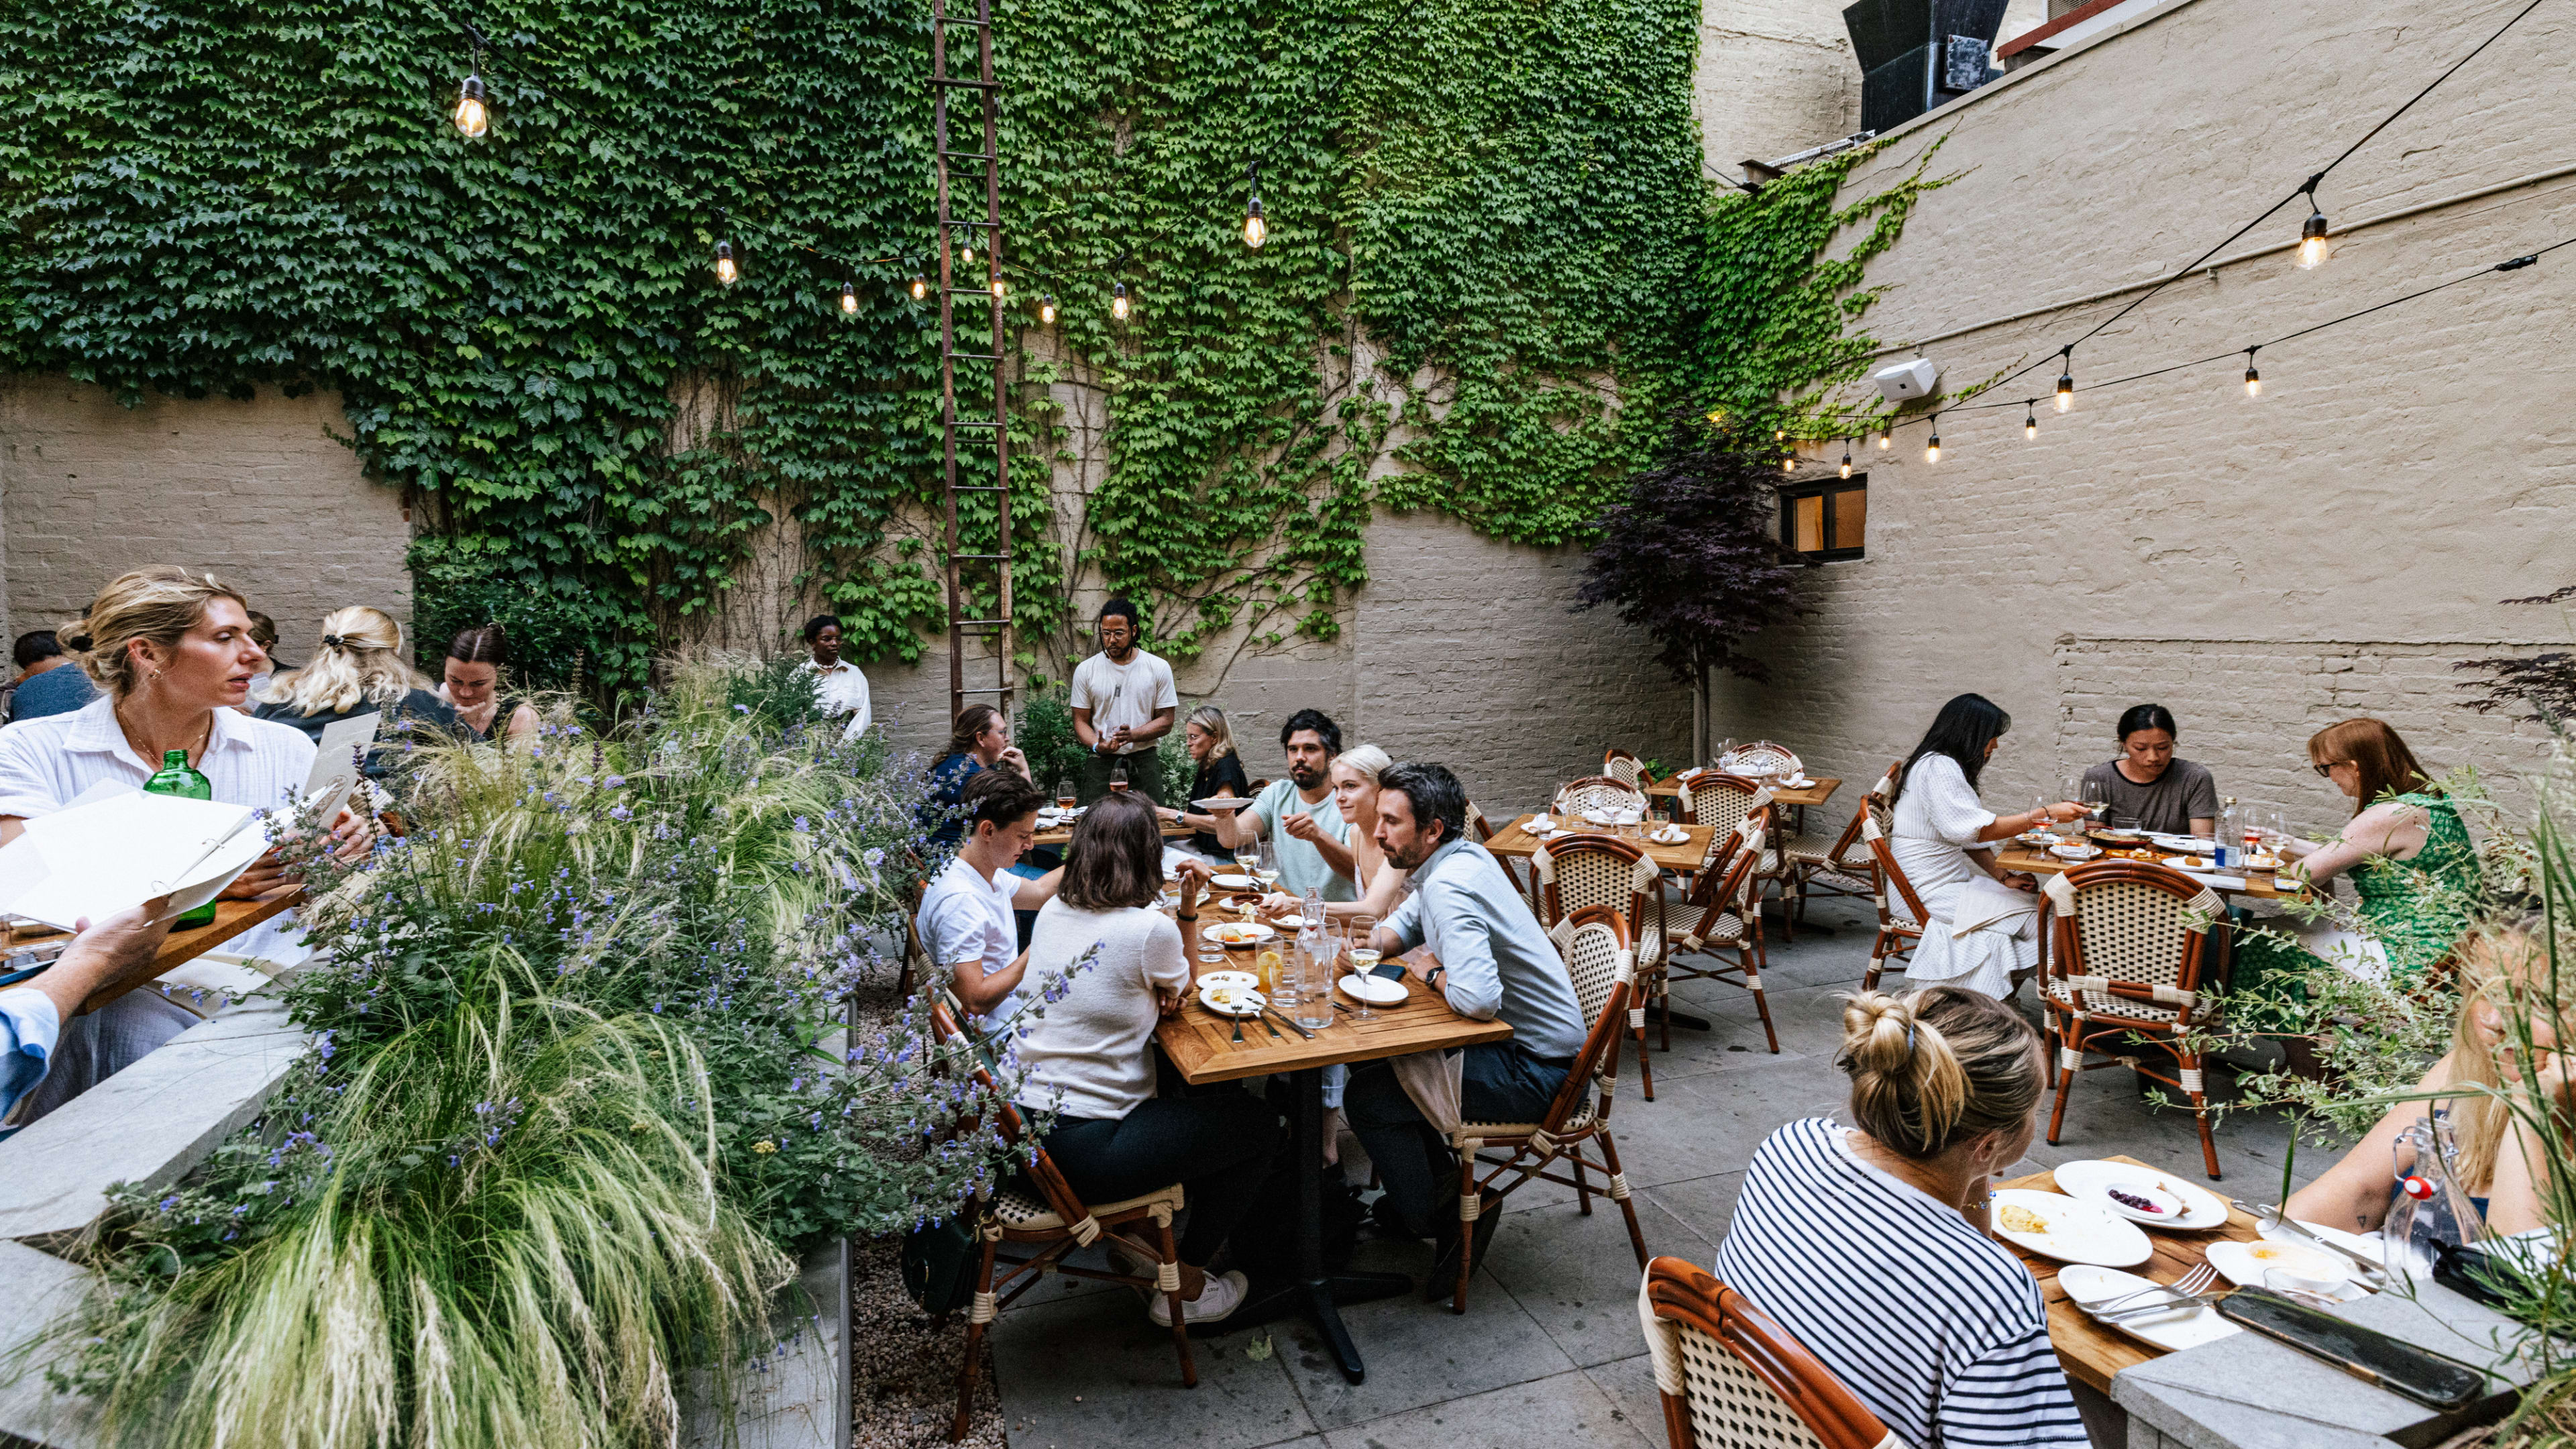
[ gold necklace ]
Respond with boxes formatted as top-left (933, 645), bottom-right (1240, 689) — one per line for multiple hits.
top-left (115, 700), bottom-right (213, 766)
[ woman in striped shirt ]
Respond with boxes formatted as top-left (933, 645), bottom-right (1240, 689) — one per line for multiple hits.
top-left (1713, 987), bottom-right (2087, 1449)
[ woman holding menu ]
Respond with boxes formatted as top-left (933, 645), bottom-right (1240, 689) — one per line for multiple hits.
top-left (0, 568), bottom-right (330, 1118)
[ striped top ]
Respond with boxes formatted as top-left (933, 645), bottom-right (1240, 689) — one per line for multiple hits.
top-left (1713, 1117), bottom-right (2087, 1449)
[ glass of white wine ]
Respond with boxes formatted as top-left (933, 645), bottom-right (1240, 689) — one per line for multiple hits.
top-left (1345, 914), bottom-right (1381, 1020)
top-left (1254, 837), bottom-right (1283, 894)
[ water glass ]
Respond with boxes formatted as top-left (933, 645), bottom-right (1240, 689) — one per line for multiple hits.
top-left (1293, 941), bottom-right (1335, 1031)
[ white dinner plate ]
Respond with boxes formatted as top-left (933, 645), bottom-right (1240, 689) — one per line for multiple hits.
top-left (2152, 835), bottom-right (2218, 853)
top-left (1210, 873), bottom-right (1258, 891)
top-left (2204, 1240), bottom-right (2371, 1299)
top-left (1648, 828), bottom-right (1689, 845)
top-left (2051, 1161), bottom-right (2231, 1230)
top-left (1191, 796), bottom-right (1249, 810)
top-left (1197, 970), bottom-right (1258, 991)
top-left (2257, 1217), bottom-right (2408, 1277)
top-left (2056, 1266), bottom-right (2243, 1352)
top-left (1990, 1189), bottom-right (2153, 1267)
top-left (1197, 982), bottom-right (1266, 1018)
top-left (2049, 842), bottom-right (2104, 862)
top-left (1270, 914), bottom-right (1310, 931)
top-left (1340, 973), bottom-right (1408, 1006)
top-left (1526, 816), bottom-right (1558, 833)
top-left (1200, 921), bottom-right (1277, 946)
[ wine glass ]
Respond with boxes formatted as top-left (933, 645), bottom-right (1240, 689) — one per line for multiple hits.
top-left (2078, 776), bottom-right (2108, 828)
top-left (1109, 759), bottom-right (1130, 794)
top-left (1345, 914), bottom-right (1380, 1020)
top-left (1254, 837), bottom-right (1283, 894)
top-left (1054, 778), bottom-right (1076, 811)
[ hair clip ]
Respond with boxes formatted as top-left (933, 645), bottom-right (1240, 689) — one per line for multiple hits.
top-left (1906, 1024), bottom-right (1917, 1055)
top-left (321, 633), bottom-right (348, 648)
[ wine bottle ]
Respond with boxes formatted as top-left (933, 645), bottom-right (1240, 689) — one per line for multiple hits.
top-left (142, 749), bottom-right (219, 927)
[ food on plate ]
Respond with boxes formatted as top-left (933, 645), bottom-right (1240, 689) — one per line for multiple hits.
top-left (1205, 987), bottom-right (1238, 1007)
top-left (1996, 1203), bottom-right (2050, 1234)
top-left (1211, 923), bottom-right (1267, 945)
top-left (2107, 1188), bottom-right (2169, 1215)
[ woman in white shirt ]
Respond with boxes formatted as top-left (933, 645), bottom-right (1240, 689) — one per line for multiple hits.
top-left (1888, 694), bottom-right (2085, 999)
top-left (1012, 792), bottom-right (1279, 1327)
top-left (1715, 987), bottom-right (2088, 1449)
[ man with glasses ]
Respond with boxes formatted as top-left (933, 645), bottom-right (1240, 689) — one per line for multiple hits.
top-left (1069, 598), bottom-right (1178, 805)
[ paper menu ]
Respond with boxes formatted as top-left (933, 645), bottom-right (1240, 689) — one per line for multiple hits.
top-left (0, 791), bottom-right (274, 931)
top-left (305, 711), bottom-right (381, 808)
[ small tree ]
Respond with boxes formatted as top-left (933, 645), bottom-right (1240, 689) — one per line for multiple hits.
top-left (1575, 419), bottom-right (1806, 757)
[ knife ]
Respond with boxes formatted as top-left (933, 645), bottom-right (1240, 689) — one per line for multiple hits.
top-left (2231, 1200), bottom-right (2392, 1285)
top-left (1263, 1006), bottom-right (1315, 1040)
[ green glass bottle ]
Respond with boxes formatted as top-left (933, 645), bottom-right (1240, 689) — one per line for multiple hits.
top-left (142, 749), bottom-right (219, 928)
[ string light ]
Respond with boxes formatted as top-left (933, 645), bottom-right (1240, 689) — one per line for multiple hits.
top-left (1839, 439), bottom-right (1853, 480)
top-left (714, 241), bottom-right (737, 285)
top-left (1782, 455), bottom-right (1794, 474)
top-left (1876, 428), bottom-right (1890, 450)
top-left (454, 74), bottom-right (489, 138)
top-left (1774, 427), bottom-right (1786, 442)
top-left (1112, 282), bottom-right (1130, 321)
top-left (910, 272), bottom-right (927, 301)
top-left (2243, 346), bottom-right (2261, 397)
top-left (2054, 348), bottom-right (2075, 413)
top-left (2023, 402), bottom-right (2037, 440)
top-left (840, 282), bottom-right (857, 315)
top-left (1040, 293), bottom-right (1058, 324)
top-left (1924, 414), bottom-right (1941, 464)
top-left (1706, 408), bottom-right (1724, 425)
top-left (990, 276), bottom-right (1007, 299)
top-left (2296, 186), bottom-right (2332, 269)
top-left (1243, 162), bottom-right (1267, 250)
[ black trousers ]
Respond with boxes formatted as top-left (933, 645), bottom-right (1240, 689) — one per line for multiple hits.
top-left (1036, 1085), bottom-right (1280, 1267)
top-left (1343, 1044), bottom-right (1570, 1239)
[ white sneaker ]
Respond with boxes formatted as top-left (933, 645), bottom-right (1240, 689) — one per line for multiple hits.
top-left (1148, 1269), bottom-right (1248, 1328)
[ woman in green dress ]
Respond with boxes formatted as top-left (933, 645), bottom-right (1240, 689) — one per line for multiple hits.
top-left (2233, 718), bottom-right (2480, 1032)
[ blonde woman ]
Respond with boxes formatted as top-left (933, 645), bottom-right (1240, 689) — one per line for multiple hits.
top-left (1261, 744), bottom-right (1408, 921)
top-left (2286, 920), bottom-right (2569, 1239)
top-left (1157, 704), bottom-right (1252, 859)
top-left (254, 606), bottom-right (460, 773)
top-left (1712, 988), bottom-right (2086, 1449)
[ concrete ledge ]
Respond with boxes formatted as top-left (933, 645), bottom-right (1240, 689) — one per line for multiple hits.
top-left (685, 1238), bottom-right (851, 1449)
top-left (0, 1240), bottom-right (101, 1448)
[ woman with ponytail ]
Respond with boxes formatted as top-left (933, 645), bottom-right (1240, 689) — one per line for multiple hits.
top-left (1712, 987), bottom-right (2086, 1449)
top-left (254, 606), bottom-right (460, 775)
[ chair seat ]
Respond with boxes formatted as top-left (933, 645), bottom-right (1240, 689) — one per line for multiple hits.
top-left (1784, 840), bottom-right (1870, 870)
top-left (2043, 977), bottom-right (2186, 1025)
top-left (992, 1181), bottom-right (1185, 1236)
top-left (1662, 903), bottom-right (1748, 949)
top-left (1454, 1097), bottom-right (1599, 1144)
top-left (1798, 867), bottom-right (1876, 894)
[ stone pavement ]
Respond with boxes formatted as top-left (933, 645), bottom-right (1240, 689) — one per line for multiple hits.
top-left (990, 894), bottom-right (2324, 1449)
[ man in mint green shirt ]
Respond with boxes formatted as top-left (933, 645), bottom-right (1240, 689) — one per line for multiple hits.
top-left (1211, 708), bottom-right (1356, 902)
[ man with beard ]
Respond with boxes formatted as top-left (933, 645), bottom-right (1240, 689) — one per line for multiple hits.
top-left (1210, 708), bottom-right (1358, 902)
top-left (1344, 762), bottom-right (1588, 1283)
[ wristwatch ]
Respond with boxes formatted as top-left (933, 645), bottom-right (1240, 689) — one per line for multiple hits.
top-left (1424, 964), bottom-right (1446, 991)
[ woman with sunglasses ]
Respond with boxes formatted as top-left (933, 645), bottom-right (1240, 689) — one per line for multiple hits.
top-left (2233, 718), bottom-right (2481, 1031)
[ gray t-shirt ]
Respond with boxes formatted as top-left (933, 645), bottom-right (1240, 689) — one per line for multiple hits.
top-left (2081, 758), bottom-right (2220, 836)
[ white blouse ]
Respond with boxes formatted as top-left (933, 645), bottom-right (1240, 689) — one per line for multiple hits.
top-left (800, 659), bottom-right (873, 738)
top-left (1890, 753), bottom-right (2037, 998)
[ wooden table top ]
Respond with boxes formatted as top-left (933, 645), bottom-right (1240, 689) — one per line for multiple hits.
top-left (1155, 926), bottom-right (1510, 1086)
top-left (1033, 820), bottom-right (1195, 849)
top-left (4, 892), bottom-right (304, 1014)
top-left (1644, 775), bottom-right (1842, 808)
top-left (1997, 1157), bottom-right (2263, 1395)
top-left (1992, 843), bottom-right (2308, 901)
top-left (1485, 814), bottom-right (1718, 873)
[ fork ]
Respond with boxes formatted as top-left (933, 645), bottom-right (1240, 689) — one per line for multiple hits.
top-left (2084, 1264), bottom-right (2218, 1321)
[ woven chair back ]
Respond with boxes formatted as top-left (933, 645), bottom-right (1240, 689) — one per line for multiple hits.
top-left (1638, 1256), bottom-right (1895, 1449)
top-left (1688, 810), bottom-right (1770, 914)
top-left (1532, 832), bottom-right (1658, 933)
top-left (1672, 771), bottom-right (1766, 837)
top-left (1552, 907), bottom-right (1638, 1097)
top-left (1557, 775), bottom-right (1649, 820)
top-left (1862, 760), bottom-right (1901, 839)
top-left (2047, 861), bottom-right (2221, 1024)
top-left (1603, 748), bottom-right (1652, 791)
top-left (1717, 741), bottom-right (1803, 778)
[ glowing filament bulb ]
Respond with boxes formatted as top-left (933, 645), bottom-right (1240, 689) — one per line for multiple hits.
top-left (2297, 208), bottom-right (2330, 269)
top-left (1112, 282), bottom-right (1130, 321)
top-left (2054, 371), bottom-right (2074, 413)
top-left (1705, 408), bottom-right (1724, 425)
top-left (1782, 455), bottom-right (1794, 474)
top-left (1839, 442), bottom-right (1853, 480)
top-left (1925, 417), bottom-right (1941, 463)
top-left (910, 273), bottom-right (928, 301)
top-left (1876, 429), bottom-right (1890, 450)
top-left (1244, 197), bottom-right (1267, 249)
top-left (961, 242), bottom-right (975, 267)
top-left (714, 241), bottom-right (737, 285)
top-left (2243, 348), bottom-right (2262, 396)
top-left (840, 282), bottom-right (857, 315)
top-left (2024, 404), bottom-right (2037, 440)
top-left (454, 74), bottom-right (489, 138)
top-left (990, 276), bottom-right (1006, 299)
top-left (1040, 293), bottom-right (1058, 324)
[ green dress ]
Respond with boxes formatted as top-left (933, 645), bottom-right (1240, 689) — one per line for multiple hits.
top-left (2229, 793), bottom-right (2481, 1033)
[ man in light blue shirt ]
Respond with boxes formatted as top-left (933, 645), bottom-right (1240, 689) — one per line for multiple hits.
top-left (1211, 708), bottom-right (1357, 902)
top-left (1348, 763), bottom-right (1589, 1269)
top-left (0, 902), bottom-right (178, 1123)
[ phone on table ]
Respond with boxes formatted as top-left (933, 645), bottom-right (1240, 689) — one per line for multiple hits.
top-left (2214, 1288), bottom-right (2486, 1410)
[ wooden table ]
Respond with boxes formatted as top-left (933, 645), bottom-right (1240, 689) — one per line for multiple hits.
top-left (1156, 921), bottom-right (1509, 1384)
top-left (2, 893), bottom-right (303, 1013)
top-left (1032, 819), bottom-right (1194, 849)
top-left (1996, 1157), bottom-right (2264, 1395)
top-left (1644, 775), bottom-right (1842, 810)
top-left (1482, 814), bottom-right (1720, 874)
top-left (1991, 843), bottom-right (2307, 902)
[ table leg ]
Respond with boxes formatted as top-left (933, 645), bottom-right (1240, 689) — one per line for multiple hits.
top-left (1228, 1067), bottom-right (1409, 1382)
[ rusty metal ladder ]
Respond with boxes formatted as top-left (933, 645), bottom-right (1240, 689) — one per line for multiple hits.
top-left (931, 0), bottom-right (1012, 724)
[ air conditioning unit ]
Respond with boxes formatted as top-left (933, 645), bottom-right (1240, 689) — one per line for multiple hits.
top-left (1871, 357), bottom-right (1940, 402)
top-left (1843, 0), bottom-right (2010, 131)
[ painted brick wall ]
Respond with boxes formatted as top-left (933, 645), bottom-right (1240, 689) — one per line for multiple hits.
top-left (0, 377), bottom-right (411, 663)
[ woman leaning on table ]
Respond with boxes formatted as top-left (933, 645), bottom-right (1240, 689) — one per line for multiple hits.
top-left (1008, 791), bottom-right (1277, 1329)
top-left (0, 569), bottom-right (339, 1116)
top-left (1713, 987), bottom-right (2088, 1449)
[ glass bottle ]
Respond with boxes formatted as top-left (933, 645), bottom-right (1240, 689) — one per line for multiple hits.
top-left (142, 749), bottom-right (219, 927)
top-left (2384, 1116), bottom-right (2486, 1275)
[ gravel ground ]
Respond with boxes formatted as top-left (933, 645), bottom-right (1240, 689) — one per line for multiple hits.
top-left (847, 1235), bottom-right (1006, 1449)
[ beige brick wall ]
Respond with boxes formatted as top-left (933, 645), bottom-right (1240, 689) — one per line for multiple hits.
top-left (1707, 0), bottom-right (2576, 835)
top-left (0, 377), bottom-right (411, 664)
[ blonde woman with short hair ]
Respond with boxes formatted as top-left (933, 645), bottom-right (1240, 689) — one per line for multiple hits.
top-left (254, 606), bottom-right (460, 773)
top-left (1157, 704), bottom-right (1253, 859)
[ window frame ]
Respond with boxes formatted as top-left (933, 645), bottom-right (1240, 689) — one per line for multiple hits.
top-left (1779, 476), bottom-right (1868, 564)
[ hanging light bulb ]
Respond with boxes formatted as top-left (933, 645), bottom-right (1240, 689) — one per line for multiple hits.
top-left (454, 73), bottom-right (490, 138)
top-left (1111, 282), bottom-right (1130, 321)
top-left (1876, 428), bottom-right (1890, 450)
top-left (2296, 192), bottom-right (2331, 269)
top-left (1244, 197), bottom-right (1267, 250)
top-left (1782, 455), bottom-right (1795, 474)
top-left (2054, 355), bottom-right (2075, 413)
top-left (1040, 293), bottom-right (1058, 325)
top-left (840, 282), bottom-right (857, 315)
top-left (2243, 346), bottom-right (2263, 396)
top-left (1774, 427), bottom-right (1786, 442)
top-left (961, 240), bottom-right (975, 267)
top-left (910, 272), bottom-right (928, 301)
top-left (1839, 440), bottom-right (1853, 480)
top-left (1925, 415), bottom-right (1941, 464)
top-left (714, 241), bottom-right (737, 285)
top-left (990, 276), bottom-right (1007, 299)
top-left (2024, 402), bottom-right (2038, 441)
top-left (1705, 407), bottom-right (1724, 426)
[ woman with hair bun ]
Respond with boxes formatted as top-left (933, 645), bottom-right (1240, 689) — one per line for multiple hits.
top-left (254, 606), bottom-right (460, 774)
top-left (438, 624), bottom-right (539, 742)
top-left (1713, 987), bottom-right (2086, 1449)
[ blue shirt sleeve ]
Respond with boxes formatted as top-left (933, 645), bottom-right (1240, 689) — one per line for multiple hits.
top-left (1424, 882), bottom-right (1503, 1020)
top-left (1386, 885), bottom-right (1428, 953)
top-left (0, 988), bottom-right (61, 1119)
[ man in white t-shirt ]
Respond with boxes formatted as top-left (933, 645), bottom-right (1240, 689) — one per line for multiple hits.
top-left (1068, 597), bottom-right (1177, 806)
top-left (916, 771), bottom-right (1062, 1024)
top-left (796, 613), bottom-right (873, 739)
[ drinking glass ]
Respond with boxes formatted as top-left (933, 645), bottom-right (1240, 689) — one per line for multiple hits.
top-left (1345, 914), bottom-right (1379, 1020)
top-left (1055, 778), bottom-right (1076, 811)
top-left (1266, 944), bottom-right (1297, 1021)
top-left (1255, 837), bottom-right (1283, 894)
top-left (1109, 760), bottom-right (1130, 794)
top-left (1234, 838), bottom-right (1261, 885)
top-left (1293, 938), bottom-right (1334, 1031)
top-left (1196, 940), bottom-right (1225, 979)
top-left (2079, 776), bottom-right (2108, 824)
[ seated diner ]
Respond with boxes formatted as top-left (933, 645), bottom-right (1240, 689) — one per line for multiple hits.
top-left (1157, 704), bottom-right (1252, 861)
top-left (1211, 708), bottom-right (1357, 902)
top-left (254, 606), bottom-right (461, 773)
top-left (1888, 694), bottom-right (2086, 1000)
top-left (917, 770), bottom-right (1063, 1024)
top-left (922, 704), bottom-right (1033, 851)
top-left (2079, 703), bottom-right (2218, 837)
top-left (437, 624), bottom-right (541, 742)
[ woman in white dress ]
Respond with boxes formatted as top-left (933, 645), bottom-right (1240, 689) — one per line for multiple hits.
top-left (1889, 694), bottom-right (2086, 1000)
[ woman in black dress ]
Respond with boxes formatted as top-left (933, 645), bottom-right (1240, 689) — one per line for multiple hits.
top-left (1156, 704), bottom-right (1250, 860)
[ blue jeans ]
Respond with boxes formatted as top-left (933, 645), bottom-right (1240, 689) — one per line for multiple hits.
top-left (1343, 1044), bottom-right (1570, 1239)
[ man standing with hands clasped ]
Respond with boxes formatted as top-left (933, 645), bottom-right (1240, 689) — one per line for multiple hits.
top-left (1069, 598), bottom-right (1178, 806)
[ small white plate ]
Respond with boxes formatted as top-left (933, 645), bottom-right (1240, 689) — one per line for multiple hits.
top-left (2169, 855), bottom-right (2220, 871)
top-left (1191, 796), bottom-right (1249, 811)
top-left (1210, 873), bottom-right (1257, 890)
top-left (2051, 1161), bottom-right (2231, 1230)
top-left (2057, 1265), bottom-right (2242, 1352)
top-left (1270, 914), bottom-right (1309, 930)
top-left (1197, 970), bottom-right (1258, 991)
top-left (1527, 815), bottom-right (1557, 832)
top-left (2049, 842), bottom-right (2103, 862)
top-left (2206, 1240), bottom-right (2371, 1299)
top-left (1201, 921), bottom-right (1277, 946)
top-left (1650, 828), bottom-right (1689, 845)
top-left (1780, 775), bottom-right (1813, 788)
top-left (1340, 973), bottom-right (1408, 1006)
top-left (2257, 1218), bottom-right (2402, 1277)
top-left (2152, 835), bottom-right (2218, 853)
top-left (1197, 983), bottom-right (1266, 1018)
top-left (1990, 1189), bottom-right (2153, 1267)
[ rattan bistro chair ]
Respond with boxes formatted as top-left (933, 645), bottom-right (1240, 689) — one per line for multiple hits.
top-left (926, 1002), bottom-right (1196, 1440)
top-left (1856, 812), bottom-right (1930, 993)
top-left (1717, 741), bottom-right (1803, 780)
top-left (1781, 761), bottom-right (1898, 926)
top-left (1604, 747), bottom-right (1656, 792)
top-left (1638, 1256), bottom-right (1898, 1449)
top-left (1446, 908), bottom-right (1650, 1313)
top-left (1529, 831), bottom-right (1664, 1099)
top-left (1556, 774), bottom-right (1650, 821)
top-left (2041, 861), bottom-right (2231, 1179)
top-left (1670, 769), bottom-right (1783, 902)
top-left (1658, 810), bottom-right (1780, 1054)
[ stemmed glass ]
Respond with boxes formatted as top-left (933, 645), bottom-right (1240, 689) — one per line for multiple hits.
top-left (1254, 837), bottom-right (1282, 894)
top-left (1055, 777), bottom-right (1077, 812)
top-left (1346, 914), bottom-right (1380, 1020)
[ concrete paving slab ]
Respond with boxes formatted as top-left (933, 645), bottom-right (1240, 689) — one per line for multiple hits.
top-left (1275, 1263), bottom-right (1574, 1430)
top-left (1316, 1365), bottom-right (1655, 1449)
top-left (1633, 1171), bottom-right (1747, 1250)
top-left (993, 1277), bottom-right (1315, 1449)
top-left (1582, 1352), bottom-right (1673, 1449)
top-left (1479, 1197), bottom-right (1705, 1368)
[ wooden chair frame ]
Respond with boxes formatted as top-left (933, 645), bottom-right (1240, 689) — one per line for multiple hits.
top-left (1670, 770), bottom-right (1789, 924)
top-left (1529, 831), bottom-right (1663, 1099)
top-left (1856, 813), bottom-right (1930, 993)
top-left (1448, 908), bottom-right (1650, 1312)
top-left (2041, 860), bottom-right (2229, 1179)
top-left (1717, 740), bottom-right (1803, 779)
top-left (1782, 761), bottom-right (1899, 926)
top-left (1658, 810), bottom-right (1780, 1053)
top-left (1637, 1256), bottom-right (1896, 1449)
top-left (926, 1002), bottom-right (1197, 1439)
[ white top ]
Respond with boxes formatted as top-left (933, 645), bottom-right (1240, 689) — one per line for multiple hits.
top-left (1010, 899), bottom-right (1188, 1121)
top-left (0, 696), bottom-right (318, 962)
top-left (800, 659), bottom-right (873, 737)
top-left (1890, 753), bottom-right (2037, 996)
top-left (1067, 651), bottom-right (1176, 755)
top-left (917, 855), bottom-right (1024, 1024)
top-left (1714, 1117), bottom-right (2088, 1449)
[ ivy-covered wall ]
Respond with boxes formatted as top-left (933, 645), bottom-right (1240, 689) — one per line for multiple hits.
top-left (2, 0), bottom-right (1709, 696)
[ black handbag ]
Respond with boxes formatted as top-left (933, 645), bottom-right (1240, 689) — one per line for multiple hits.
top-left (901, 1213), bottom-right (983, 1316)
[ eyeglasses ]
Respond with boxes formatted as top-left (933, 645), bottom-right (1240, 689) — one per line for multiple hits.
top-left (2312, 760), bottom-right (2348, 778)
